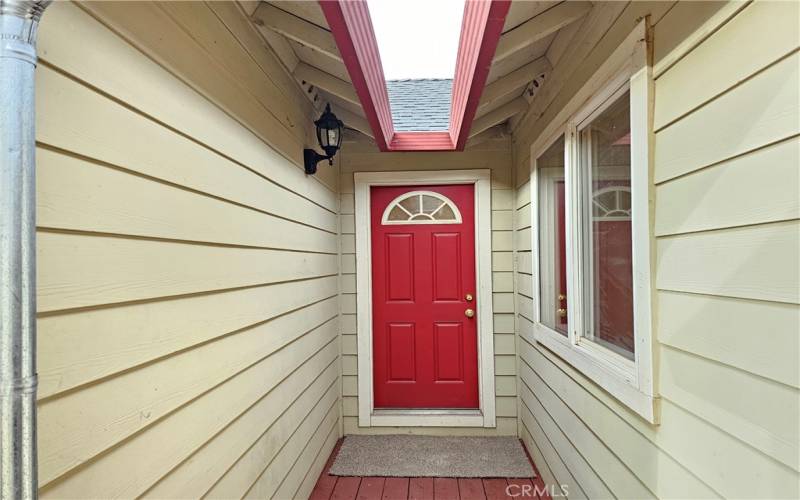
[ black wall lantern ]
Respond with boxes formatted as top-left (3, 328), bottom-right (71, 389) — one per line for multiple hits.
top-left (304, 104), bottom-right (344, 175)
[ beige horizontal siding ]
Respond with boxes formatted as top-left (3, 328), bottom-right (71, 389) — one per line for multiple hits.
top-left (339, 133), bottom-right (518, 435)
top-left (517, 326), bottom-right (720, 499)
top-left (513, 1), bottom-right (800, 498)
top-left (654, 137), bottom-right (799, 236)
top-left (654, 50), bottom-right (799, 184)
top-left (38, 276), bottom-right (337, 400)
top-left (38, 231), bottom-right (337, 312)
top-left (653, 0), bottom-right (799, 130)
top-left (38, 2), bottom-right (336, 209)
top-left (657, 291), bottom-right (799, 388)
top-left (37, 148), bottom-right (338, 248)
top-left (143, 347), bottom-right (339, 499)
top-left (36, 2), bottom-right (339, 497)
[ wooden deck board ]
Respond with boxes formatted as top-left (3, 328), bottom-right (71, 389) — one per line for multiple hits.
top-left (382, 477), bottom-right (410, 500)
top-left (434, 478), bottom-right (460, 500)
top-left (332, 477), bottom-right (362, 500)
top-left (357, 477), bottom-right (386, 499)
top-left (309, 439), bottom-right (551, 500)
top-left (408, 477), bottom-right (435, 500)
top-left (457, 478), bottom-right (486, 499)
top-left (482, 479), bottom-right (511, 500)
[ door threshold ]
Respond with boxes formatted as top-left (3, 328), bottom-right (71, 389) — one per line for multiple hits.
top-left (370, 409), bottom-right (485, 428)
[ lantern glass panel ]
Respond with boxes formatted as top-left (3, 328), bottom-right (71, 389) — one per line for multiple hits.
top-left (326, 127), bottom-right (339, 148)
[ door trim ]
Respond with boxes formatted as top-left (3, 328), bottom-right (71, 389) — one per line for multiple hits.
top-left (354, 170), bottom-right (496, 428)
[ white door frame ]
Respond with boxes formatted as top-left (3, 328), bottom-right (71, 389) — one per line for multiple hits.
top-left (353, 170), bottom-right (496, 428)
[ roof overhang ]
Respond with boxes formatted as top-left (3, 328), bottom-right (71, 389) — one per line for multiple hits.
top-left (320, 0), bottom-right (511, 151)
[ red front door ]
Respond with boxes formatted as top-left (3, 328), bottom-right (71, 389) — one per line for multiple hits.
top-left (371, 185), bottom-right (479, 409)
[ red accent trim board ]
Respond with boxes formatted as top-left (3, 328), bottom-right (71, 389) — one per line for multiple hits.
top-left (320, 0), bottom-right (394, 150)
top-left (320, 0), bottom-right (511, 151)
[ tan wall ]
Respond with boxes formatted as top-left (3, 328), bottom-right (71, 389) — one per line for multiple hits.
top-left (512, 1), bottom-right (800, 498)
top-left (338, 132), bottom-right (518, 436)
top-left (35, 2), bottom-right (340, 498)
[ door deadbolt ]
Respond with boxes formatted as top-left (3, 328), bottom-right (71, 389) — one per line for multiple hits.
top-left (465, 293), bottom-right (473, 302)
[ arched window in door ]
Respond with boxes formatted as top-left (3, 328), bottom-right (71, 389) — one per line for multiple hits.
top-left (381, 191), bottom-right (463, 225)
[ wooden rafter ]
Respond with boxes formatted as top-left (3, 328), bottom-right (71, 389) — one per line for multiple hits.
top-left (513, 2), bottom-right (627, 137)
top-left (477, 57), bottom-right (551, 115)
top-left (465, 125), bottom-right (508, 148)
top-left (494, 1), bottom-right (592, 62)
top-left (469, 97), bottom-right (528, 137)
top-left (316, 88), bottom-right (366, 119)
top-left (258, 24), bottom-right (301, 73)
top-left (330, 104), bottom-right (374, 138)
top-left (268, 1), bottom-right (330, 28)
top-left (293, 62), bottom-right (360, 106)
top-left (252, 3), bottom-right (342, 63)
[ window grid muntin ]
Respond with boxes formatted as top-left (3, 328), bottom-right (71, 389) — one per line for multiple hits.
top-left (381, 191), bottom-right (463, 225)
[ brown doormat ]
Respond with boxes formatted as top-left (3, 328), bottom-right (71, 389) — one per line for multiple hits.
top-left (329, 435), bottom-right (535, 478)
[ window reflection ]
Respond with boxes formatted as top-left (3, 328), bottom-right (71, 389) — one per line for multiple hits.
top-left (537, 135), bottom-right (568, 336)
top-left (577, 89), bottom-right (634, 358)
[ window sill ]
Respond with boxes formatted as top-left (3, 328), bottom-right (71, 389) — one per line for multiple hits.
top-left (533, 323), bottom-right (659, 424)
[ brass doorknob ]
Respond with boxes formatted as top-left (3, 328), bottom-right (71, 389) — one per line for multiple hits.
top-left (465, 308), bottom-right (475, 318)
top-left (557, 308), bottom-right (567, 318)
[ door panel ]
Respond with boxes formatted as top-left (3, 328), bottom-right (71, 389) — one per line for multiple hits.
top-left (432, 232), bottom-right (461, 301)
top-left (387, 323), bottom-right (416, 381)
top-left (433, 322), bottom-right (464, 382)
top-left (371, 184), bottom-right (478, 409)
top-left (385, 234), bottom-right (414, 301)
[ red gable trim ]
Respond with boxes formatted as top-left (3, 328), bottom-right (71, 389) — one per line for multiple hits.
top-left (321, 0), bottom-right (394, 150)
top-left (451, 0), bottom-right (510, 150)
top-left (320, 0), bottom-right (511, 152)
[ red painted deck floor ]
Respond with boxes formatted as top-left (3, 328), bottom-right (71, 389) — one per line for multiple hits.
top-left (309, 439), bottom-right (552, 500)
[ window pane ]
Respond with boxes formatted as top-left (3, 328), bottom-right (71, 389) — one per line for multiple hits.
top-left (578, 88), bottom-right (634, 358)
top-left (422, 195), bottom-right (442, 214)
top-left (434, 204), bottom-right (456, 220)
top-left (399, 195), bottom-right (420, 214)
top-left (537, 135), bottom-right (567, 336)
top-left (387, 205), bottom-right (409, 221)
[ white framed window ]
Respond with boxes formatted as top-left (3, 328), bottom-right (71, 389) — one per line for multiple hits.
top-left (531, 20), bottom-right (657, 423)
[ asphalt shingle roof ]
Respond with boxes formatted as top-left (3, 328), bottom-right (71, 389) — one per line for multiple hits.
top-left (386, 79), bottom-right (453, 132)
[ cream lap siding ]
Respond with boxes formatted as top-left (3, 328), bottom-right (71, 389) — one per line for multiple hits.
top-left (35, 2), bottom-right (339, 498)
top-left (339, 134), bottom-right (518, 436)
top-left (512, 1), bottom-right (800, 499)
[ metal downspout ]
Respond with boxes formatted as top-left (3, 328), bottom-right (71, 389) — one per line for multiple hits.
top-left (0, 1), bottom-right (49, 498)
